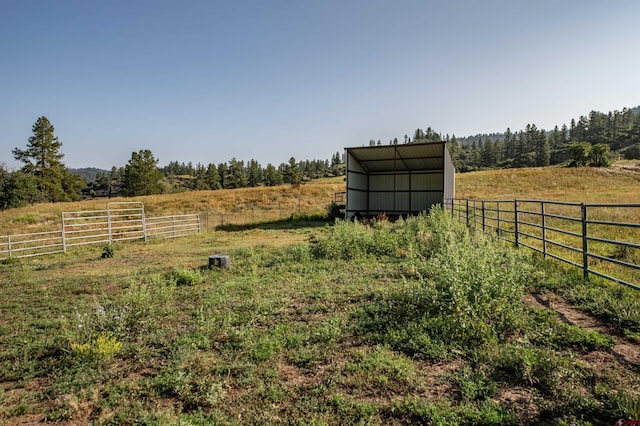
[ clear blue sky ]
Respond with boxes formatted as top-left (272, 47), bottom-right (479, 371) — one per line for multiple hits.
top-left (2, 0), bottom-right (639, 170)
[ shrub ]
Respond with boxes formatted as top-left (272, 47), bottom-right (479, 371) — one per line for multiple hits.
top-left (172, 267), bottom-right (204, 286)
top-left (589, 143), bottom-right (611, 167)
top-left (101, 244), bottom-right (114, 258)
top-left (624, 144), bottom-right (640, 160)
top-left (357, 207), bottom-right (532, 356)
top-left (326, 201), bottom-right (343, 221)
top-left (70, 333), bottom-right (122, 362)
top-left (311, 219), bottom-right (402, 260)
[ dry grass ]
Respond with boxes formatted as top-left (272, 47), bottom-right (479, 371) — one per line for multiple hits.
top-left (456, 160), bottom-right (640, 203)
top-left (455, 160), bottom-right (640, 286)
top-left (0, 179), bottom-right (346, 234)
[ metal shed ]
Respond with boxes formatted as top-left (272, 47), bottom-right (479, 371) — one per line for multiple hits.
top-left (345, 142), bottom-right (455, 218)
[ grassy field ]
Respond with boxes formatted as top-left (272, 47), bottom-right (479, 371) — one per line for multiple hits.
top-left (455, 160), bottom-right (640, 203)
top-left (1, 163), bottom-right (640, 424)
top-left (0, 178), bottom-right (345, 234)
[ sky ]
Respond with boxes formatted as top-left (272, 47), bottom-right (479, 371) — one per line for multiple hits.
top-left (1, 0), bottom-right (640, 170)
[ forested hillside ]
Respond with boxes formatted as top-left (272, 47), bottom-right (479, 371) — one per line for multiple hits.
top-left (395, 107), bottom-right (640, 172)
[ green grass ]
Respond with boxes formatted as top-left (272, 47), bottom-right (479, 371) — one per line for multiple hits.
top-left (1, 208), bottom-right (639, 424)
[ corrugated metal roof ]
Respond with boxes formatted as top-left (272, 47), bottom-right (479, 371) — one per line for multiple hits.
top-left (346, 142), bottom-right (446, 172)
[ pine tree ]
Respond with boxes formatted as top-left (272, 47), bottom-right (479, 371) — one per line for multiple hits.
top-left (227, 158), bottom-right (248, 189)
top-left (263, 163), bottom-right (283, 186)
top-left (286, 157), bottom-right (303, 186)
top-left (247, 159), bottom-right (262, 187)
top-left (12, 116), bottom-right (83, 202)
top-left (205, 163), bottom-right (221, 189)
top-left (217, 163), bottom-right (228, 189)
top-left (121, 149), bottom-right (164, 196)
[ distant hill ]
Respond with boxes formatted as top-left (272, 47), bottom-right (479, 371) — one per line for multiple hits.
top-left (455, 105), bottom-right (640, 147)
top-left (70, 167), bottom-right (108, 183)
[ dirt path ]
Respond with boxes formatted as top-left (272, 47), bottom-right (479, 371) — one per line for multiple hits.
top-left (524, 292), bottom-right (640, 367)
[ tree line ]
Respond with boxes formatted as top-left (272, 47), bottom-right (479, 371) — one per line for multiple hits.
top-left (389, 107), bottom-right (640, 172)
top-left (0, 116), bottom-right (345, 208)
top-left (2, 106), bottom-right (639, 210)
top-left (84, 153), bottom-right (345, 198)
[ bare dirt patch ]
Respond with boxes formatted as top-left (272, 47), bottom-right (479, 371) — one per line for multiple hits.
top-left (524, 293), bottom-right (640, 366)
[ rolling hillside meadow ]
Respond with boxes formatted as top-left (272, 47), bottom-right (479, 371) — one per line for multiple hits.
top-left (1, 162), bottom-right (640, 424)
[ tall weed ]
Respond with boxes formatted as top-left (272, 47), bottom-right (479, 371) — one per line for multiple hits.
top-left (358, 207), bottom-right (532, 355)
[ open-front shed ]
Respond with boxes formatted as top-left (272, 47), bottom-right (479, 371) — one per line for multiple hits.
top-left (345, 142), bottom-right (455, 218)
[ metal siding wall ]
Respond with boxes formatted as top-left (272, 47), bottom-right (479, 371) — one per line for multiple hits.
top-left (411, 173), bottom-right (443, 191)
top-left (443, 145), bottom-right (455, 201)
top-left (396, 174), bottom-right (410, 191)
top-left (395, 192), bottom-right (410, 211)
top-left (350, 173), bottom-right (368, 188)
top-left (411, 192), bottom-right (443, 212)
top-left (346, 152), bottom-right (369, 217)
top-left (369, 192), bottom-right (394, 212)
top-left (370, 174), bottom-right (394, 191)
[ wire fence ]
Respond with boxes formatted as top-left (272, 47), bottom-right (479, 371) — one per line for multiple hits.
top-left (445, 198), bottom-right (640, 290)
top-left (195, 199), bottom-right (327, 230)
top-left (0, 202), bottom-right (200, 261)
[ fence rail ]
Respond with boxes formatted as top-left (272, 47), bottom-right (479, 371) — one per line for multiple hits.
top-left (1, 203), bottom-right (200, 261)
top-left (444, 198), bottom-right (640, 290)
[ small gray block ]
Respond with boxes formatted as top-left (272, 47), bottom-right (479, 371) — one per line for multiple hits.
top-left (209, 255), bottom-right (230, 269)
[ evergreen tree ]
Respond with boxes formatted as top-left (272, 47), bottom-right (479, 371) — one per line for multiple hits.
top-left (12, 116), bottom-right (83, 202)
top-left (0, 169), bottom-right (40, 210)
top-left (227, 158), bottom-right (248, 189)
top-left (217, 163), bottom-right (229, 189)
top-left (190, 163), bottom-right (209, 190)
top-left (205, 163), bottom-right (221, 189)
top-left (247, 159), bottom-right (262, 187)
top-left (263, 163), bottom-right (283, 186)
top-left (285, 157), bottom-right (303, 186)
top-left (122, 149), bottom-right (164, 196)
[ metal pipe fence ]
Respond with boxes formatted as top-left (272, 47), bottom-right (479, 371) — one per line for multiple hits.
top-left (1, 202), bottom-right (200, 261)
top-left (445, 198), bottom-right (640, 291)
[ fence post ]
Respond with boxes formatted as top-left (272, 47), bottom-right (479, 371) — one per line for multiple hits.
top-left (497, 201), bottom-right (501, 238)
top-left (61, 212), bottom-right (67, 253)
top-left (141, 204), bottom-right (147, 242)
top-left (582, 204), bottom-right (589, 280)
top-left (107, 207), bottom-right (112, 244)
top-left (541, 202), bottom-right (547, 258)
top-left (514, 200), bottom-right (519, 248)
top-left (466, 199), bottom-right (469, 228)
top-left (7, 235), bottom-right (11, 258)
top-left (481, 201), bottom-right (486, 232)
top-left (472, 201), bottom-right (476, 229)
